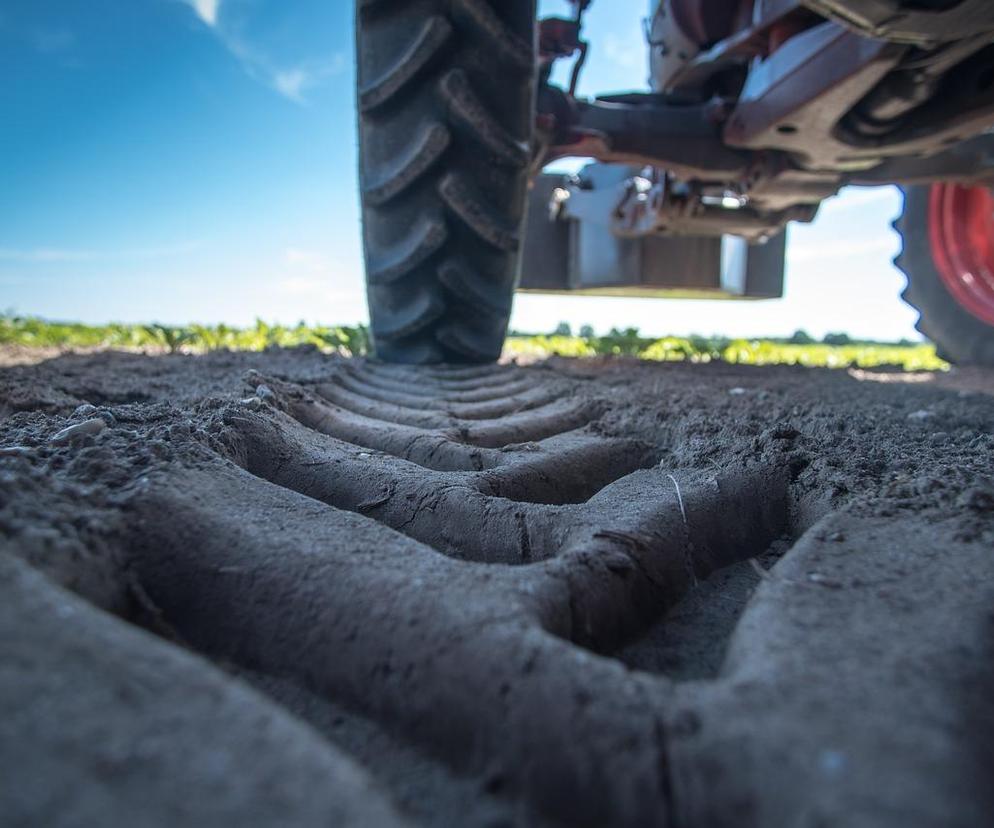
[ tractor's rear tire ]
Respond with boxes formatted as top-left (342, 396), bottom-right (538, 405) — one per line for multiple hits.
top-left (356, 0), bottom-right (537, 364)
top-left (895, 184), bottom-right (994, 366)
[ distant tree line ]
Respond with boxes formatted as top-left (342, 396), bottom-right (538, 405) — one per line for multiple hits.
top-left (505, 322), bottom-right (915, 349)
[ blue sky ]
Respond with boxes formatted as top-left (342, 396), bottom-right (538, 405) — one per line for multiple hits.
top-left (0, 0), bottom-right (918, 340)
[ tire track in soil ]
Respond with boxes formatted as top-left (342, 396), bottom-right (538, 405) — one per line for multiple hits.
top-left (1, 353), bottom-right (992, 828)
top-left (122, 362), bottom-right (790, 828)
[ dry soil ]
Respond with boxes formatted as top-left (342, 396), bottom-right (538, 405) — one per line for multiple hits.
top-left (1, 348), bottom-right (992, 828)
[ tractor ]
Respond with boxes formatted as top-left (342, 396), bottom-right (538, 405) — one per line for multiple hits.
top-left (356, 0), bottom-right (994, 364)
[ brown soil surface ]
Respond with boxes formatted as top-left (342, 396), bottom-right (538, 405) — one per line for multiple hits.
top-left (2, 348), bottom-right (992, 827)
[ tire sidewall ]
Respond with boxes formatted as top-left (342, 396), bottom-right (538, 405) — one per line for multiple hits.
top-left (898, 185), bottom-right (994, 365)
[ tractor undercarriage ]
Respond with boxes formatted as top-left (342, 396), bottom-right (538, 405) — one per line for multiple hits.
top-left (520, 0), bottom-right (994, 298)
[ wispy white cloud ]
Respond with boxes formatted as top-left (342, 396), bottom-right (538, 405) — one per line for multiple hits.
top-left (272, 54), bottom-right (347, 102)
top-left (229, 46), bottom-right (345, 104)
top-left (0, 242), bottom-right (203, 263)
top-left (179, 0), bottom-right (344, 103)
top-left (274, 69), bottom-right (307, 102)
top-left (186, 0), bottom-right (221, 27)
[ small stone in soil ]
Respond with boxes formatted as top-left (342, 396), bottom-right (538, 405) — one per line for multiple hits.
top-left (49, 418), bottom-right (107, 445)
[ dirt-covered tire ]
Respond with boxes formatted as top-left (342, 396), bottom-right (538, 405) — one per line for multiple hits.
top-left (355, 0), bottom-right (537, 364)
top-left (895, 185), bottom-right (994, 366)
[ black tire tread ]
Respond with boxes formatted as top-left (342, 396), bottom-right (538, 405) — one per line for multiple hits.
top-left (448, 0), bottom-right (534, 70)
top-left (357, 0), bottom-right (536, 364)
top-left (894, 186), bottom-right (994, 366)
top-left (358, 16), bottom-right (454, 112)
top-left (437, 257), bottom-right (513, 315)
top-left (361, 122), bottom-right (452, 207)
top-left (437, 172), bottom-right (520, 253)
top-left (366, 217), bottom-right (448, 284)
top-left (438, 69), bottom-right (530, 168)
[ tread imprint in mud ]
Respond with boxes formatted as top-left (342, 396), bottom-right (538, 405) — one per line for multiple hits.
top-left (357, 0), bottom-right (535, 364)
top-left (4, 356), bottom-right (993, 828)
top-left (129, 362), bottom-right (790, 827)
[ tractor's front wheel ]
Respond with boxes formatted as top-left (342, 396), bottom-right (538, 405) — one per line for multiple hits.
top-left (896, 184), bottom-right (994, 365)
top-left (356, 0), bottom-right (537, 364)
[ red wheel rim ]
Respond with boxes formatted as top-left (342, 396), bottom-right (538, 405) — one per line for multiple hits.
top-left (928, 183), bottom-right (994, 326)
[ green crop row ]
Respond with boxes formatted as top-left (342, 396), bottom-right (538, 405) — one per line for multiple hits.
top-left (0, 315), bottom-right (369, 356)
top-left (502, 329), bottom-right (946, 371)
top-left (0, 315), bottom-right (946, 371)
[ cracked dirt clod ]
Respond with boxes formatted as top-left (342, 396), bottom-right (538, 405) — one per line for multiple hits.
top-left (1, 350), bottom-right (993, 828)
